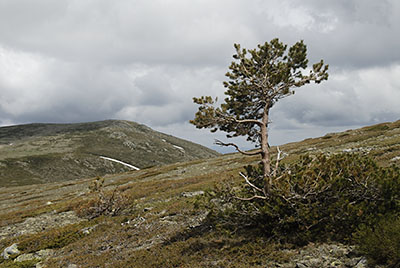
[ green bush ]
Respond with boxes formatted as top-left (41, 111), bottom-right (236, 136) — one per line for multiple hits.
top-left (202, 154), bottom-right (400, 244)
top-left (354, 215), bottom-right (400, 267)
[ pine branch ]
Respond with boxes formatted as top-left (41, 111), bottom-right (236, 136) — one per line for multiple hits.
top-left (215, 139), bottom-right (262, 156)
top-left (214, 109), bottom-right (264, 127)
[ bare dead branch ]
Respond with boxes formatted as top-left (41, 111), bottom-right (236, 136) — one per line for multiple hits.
top-left (272, 146), bottom-right (286, 178)
top-left (235, 195), bottom-right (268, 201)
top-left (239, 172), bottom-right (264, 193)
top-left (215, 139), bottom-right (263, 156)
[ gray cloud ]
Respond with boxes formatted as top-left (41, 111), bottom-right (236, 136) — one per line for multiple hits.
top-left (0, 0), bottom-right (399, 151)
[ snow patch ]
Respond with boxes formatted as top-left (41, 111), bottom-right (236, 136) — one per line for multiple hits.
top-left (172, 145), bottom-right (185, 151)
top-left (100, 156), bottom-right (140, 170)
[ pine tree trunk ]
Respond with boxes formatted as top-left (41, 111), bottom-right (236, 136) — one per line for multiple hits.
top-left (261, 107), bottom-right (271, 194)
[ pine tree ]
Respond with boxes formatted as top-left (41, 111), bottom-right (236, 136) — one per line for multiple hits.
top-left (190, 38), bottom-right (328, 194)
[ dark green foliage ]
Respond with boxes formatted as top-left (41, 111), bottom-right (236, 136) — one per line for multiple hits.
top-left (354, 215), bottom-right (400, 267)
top-left (202, 154), bottom-right (400, 244)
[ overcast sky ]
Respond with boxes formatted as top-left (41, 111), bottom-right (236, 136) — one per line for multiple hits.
top-left (0, 0), bottom-right (399, 152)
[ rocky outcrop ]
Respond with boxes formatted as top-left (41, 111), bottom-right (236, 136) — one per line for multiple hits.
top-left (1, 243), bottom-right (20, 259)
top-left (15, 249), bottom-right (54, 262)
top-left (1, 244), bottom-right (54, 268)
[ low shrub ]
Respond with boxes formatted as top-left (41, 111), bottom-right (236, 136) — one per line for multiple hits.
top-left (201, 154), bottom-right (400, 244)
top-left (74, 177), bottom-right (131, 219)
top-left (354, 214), bottom-right (400, 267)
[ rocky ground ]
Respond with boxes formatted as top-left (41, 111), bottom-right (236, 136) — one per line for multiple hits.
top-left (1, 209), bottom-right (382, 268)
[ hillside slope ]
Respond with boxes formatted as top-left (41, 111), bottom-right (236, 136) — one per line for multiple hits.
top-left (1, 120), bottom-right (399, 267)
top-left (0, 120), bottom-right (219, 187)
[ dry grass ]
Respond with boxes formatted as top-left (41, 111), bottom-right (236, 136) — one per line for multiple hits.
top-left (1, 120), bottom-right (400, 267)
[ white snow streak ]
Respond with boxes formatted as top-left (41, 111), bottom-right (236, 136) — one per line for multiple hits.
top-left (172, 145), bottom-right (184, 151)
top-left (100, 156), bottom-right (140, 170)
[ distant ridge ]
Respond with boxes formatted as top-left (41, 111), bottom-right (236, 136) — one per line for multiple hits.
top-left (0, 120), bottom-right (220, 187)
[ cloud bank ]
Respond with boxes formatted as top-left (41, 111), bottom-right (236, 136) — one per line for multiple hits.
top-left (0, 0), bottom-right (399, 151)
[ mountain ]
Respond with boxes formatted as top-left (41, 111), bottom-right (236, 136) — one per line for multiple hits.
top-left (0, 120), bottom-right (219, 187)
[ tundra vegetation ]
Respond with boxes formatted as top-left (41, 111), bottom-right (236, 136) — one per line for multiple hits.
top-left (1, 120), bottom-right (400, 267)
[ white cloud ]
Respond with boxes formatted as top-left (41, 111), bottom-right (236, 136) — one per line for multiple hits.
top-left (271, 64), bottom-right (400, 129)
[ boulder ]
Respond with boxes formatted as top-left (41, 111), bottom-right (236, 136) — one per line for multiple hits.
top-left (1, 243), bottom-right (20, 259)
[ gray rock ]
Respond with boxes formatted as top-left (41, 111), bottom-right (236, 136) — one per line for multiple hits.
top-left (307, 257), bottom-right (322, 266)
top-left (36, 249), bottom-right (54, 259)
top-left (79, 225), bottom-right (97, 235)
top-left (1, 243), bottom-right (20, 259)
top-left (181, 191), bottom-right (204, 197)
top-left (14, 253), bottom-right (36, 262)
top-left (14, 249), bottom-right (54, 263)
top-left (390, 156), bottom-right (400, 162)
top-left (355, 257), bottom-right (368, 268)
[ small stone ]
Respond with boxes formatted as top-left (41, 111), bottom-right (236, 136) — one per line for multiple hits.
top-left (296, 263), bottom-right (307, 268)
top-left (67, 264), bottom-right (78, 268)
top-left (36, 249), bottom-right (54, 259)
top-left (355, 257), bottom-right (368, 268)
top-left (390, 156), bottom-right (400, 162)
top-left (14, 249), bottom-right (54, 263)
top-left (181, 191), bottom-right (204, 197)
top-left (308, 258), bottom-right (322, 266)
top-left (80, 227), bottom-right (92, 234)
top-left (1, 243), bottom-right (20, 259)
top-left (14, 253), bottom-right (36, 262)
